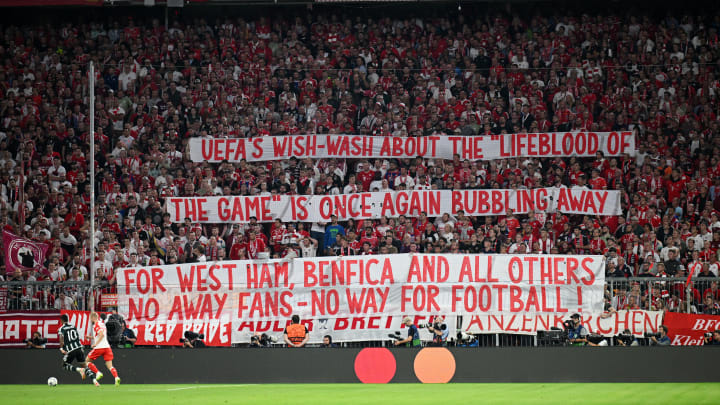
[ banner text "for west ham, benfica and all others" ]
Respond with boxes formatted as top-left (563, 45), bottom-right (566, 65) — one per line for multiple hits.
top-left (117, 254), bottom-right (606, 344)
top-left (166, 188), bottom-right (622, 223)
top-left (189, 132), bottom-right (635, 162)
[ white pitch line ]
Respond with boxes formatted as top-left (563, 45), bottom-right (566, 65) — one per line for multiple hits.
top-left (167, 385), bottom-right (248, 391)
top-left (16, 384), bottom-right (253, 393)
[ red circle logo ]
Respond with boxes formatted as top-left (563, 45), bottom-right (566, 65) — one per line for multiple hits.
top-left (354, 348), bottom-right (396, 384)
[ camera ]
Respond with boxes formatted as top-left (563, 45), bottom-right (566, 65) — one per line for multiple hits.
top-left (183, 331), bottom-right (204, 341)
top-left (615, 332), bottom-right (635, 346)
top-left (105, 314), bottom-right (124, 344)
top-left (705, 332), bottom-right (713, 338)
top-left (388, 331), bottom-right (403, 341)
top-left (250, 333), bottom-right (278, 347)
top-left (455, 331), bottom-right (479, 347)
top-left (537, 327), bottom-right (569, 346)
top-left (180, 331), bottom-right (206, 347)
top-left (586, 333), bottom-right (607, 345)
top-left (644, 332), bottom-right (661, 339)
top-left (418, 322), bottom-right (447, 331)
top-left (562, 320), bottom-right (575, 330)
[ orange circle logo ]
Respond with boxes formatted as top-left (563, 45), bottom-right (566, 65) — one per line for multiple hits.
top-left (413, 348), bottom-right (456, 383)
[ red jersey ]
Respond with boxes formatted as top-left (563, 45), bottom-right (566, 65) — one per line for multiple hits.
top-left (357, 170), bottom-right (376, 192)
top-left (93, 320), bottom-right (111, 349)
top-left (506, 217), bottom-right (520, 239)
top-left (589, 177), bottom-right (607, 190)
top-left (360, 235), bottom-right (379, 249)
top-left (589, 238), bottom-right (606, 254)
top-left (665, 179), bottom-right (685, 204)
top-left (245, 238), bottom-right (267, 259)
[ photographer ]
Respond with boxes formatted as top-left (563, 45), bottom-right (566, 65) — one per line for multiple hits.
top-left (249, 334), bottom-right (264, 348)
top-left (649, 325), bottom-right (671, 346)
top-left (566, 313), bottom-right (595, 346)
top-left (615, 329), bottom-right (639, 346)
top-left (119, 320), bottom-right (137, 348)
top-left (250, 333), bottom-right (277, 348)
top-left (320, 335), bottom-right (338, 348)
top-left (704, 330), bottom-right (720, 346)
top-left (394, 317), bottom-right (422, 347)
top-left (26, 331), bottom-right (47, 349)
top-left (424, 316), bottom-right (449, 346)
top-left (180, 331), bottom-right (206, 348)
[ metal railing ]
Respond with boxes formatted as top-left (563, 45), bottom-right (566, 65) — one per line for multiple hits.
top-left (0, 280), bottom-right (111, 311)
top-left (605, 277), bottom-right (719, 314)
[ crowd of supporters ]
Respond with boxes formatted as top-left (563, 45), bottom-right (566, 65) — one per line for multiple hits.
top-left (0, 5), bottom-right (719, 314)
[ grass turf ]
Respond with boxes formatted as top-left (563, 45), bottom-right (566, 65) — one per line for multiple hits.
top-left (1, 383), bottom-right (718, 404)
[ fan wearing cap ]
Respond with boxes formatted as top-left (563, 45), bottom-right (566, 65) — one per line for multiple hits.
top-left (394, 317), bottom-right (421, 347)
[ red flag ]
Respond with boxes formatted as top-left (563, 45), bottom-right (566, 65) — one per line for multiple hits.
top-left (686, 262), bottom-right (702, 287)
top-left (2, 230), bottom-right (49, 274)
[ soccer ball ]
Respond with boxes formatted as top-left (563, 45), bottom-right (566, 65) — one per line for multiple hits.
top-left (47, 377), bottom-right (58, 387)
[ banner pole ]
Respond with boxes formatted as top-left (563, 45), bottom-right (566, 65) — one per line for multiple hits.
top-left (89, 61), bottom-right (96, 311)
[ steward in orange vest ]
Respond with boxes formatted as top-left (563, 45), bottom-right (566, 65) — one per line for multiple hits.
top-left (283, 315), bottom-right (309, 347)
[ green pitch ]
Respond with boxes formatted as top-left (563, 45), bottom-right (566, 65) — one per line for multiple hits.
top-left (2, 383), bottom-right (719, 404)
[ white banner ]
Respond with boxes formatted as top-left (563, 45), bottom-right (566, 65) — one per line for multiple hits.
top-left (189, 132), bottom-right (636, 162)
top-left (166, 188), bottom-right (622, 223)
top-left (233, 315), bottom-right (457, 345)
top-left (116, 254), bottom-right (605, 343)
top-left (463, 310), bottom-right (663, 337)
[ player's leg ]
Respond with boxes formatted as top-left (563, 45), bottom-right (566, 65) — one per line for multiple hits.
top-left (86, 349), bottom-right (103, 385)
top-left (106, 361), bottom-right (121, 385)
top-left (64, 350), bottom-right (92, 381)
top-left (62, 361), bottom-right (86, 381)
top-left (71, 349), bottom-right (86, 379)
top-left (62, 350), bottom-right (81, 376)
top-left (62, 354), bottom-right (80, 373)
top-left (76, 350), bottom-right (95, 380)
top-left (104, 351), bottom-right (120, 385)
top-left (80, 362), bottom-right (95, 379)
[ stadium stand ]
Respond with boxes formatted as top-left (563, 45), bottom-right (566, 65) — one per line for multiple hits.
top-left (0, 3), bottom-right (719, 340)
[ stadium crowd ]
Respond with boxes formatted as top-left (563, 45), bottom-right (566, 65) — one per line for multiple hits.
top-left (0, 6), bottom-right (719, 315)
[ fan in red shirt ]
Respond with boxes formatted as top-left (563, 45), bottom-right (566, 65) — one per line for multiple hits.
top-left (245, 230), bottom-right (267, 260)
top-left (359, 227), bottom-right (379, 250)
top-left (646, 207), bottom-right (662, 229)
top-left (589, 228), bottom-right (606, 254)
top-left (567, 162), bottom-right (584, 185)
top-left (356, 163), bottom-right (376, 192)
top-left (413, 212), bottom-right (432, 236)
top-left (505, 209), bottom-right (520, 239)
top-left (64, 205), bottom-right (85, 234)
top-left (270, 220), bottom-right (287, 253)
top-left (664, 169), bottom-right (686, 205)
top-left (588, 169), bottom-right (607, 190)
top-left (229, 234), bottom-right (247, 260)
